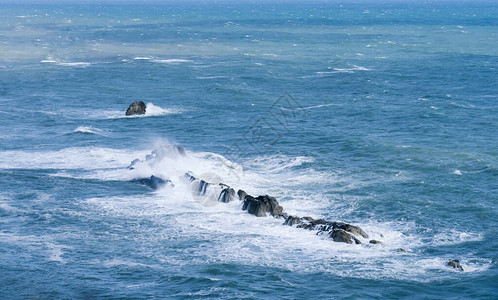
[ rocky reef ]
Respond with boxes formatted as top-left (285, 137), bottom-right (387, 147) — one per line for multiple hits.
top-left (129, 146), bottom-right (372, 245)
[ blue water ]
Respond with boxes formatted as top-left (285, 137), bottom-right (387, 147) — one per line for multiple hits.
top-left (1, 1), bottom-right (497, 298)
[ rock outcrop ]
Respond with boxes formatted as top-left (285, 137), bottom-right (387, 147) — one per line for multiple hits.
top-left (132, 175), bottom-right (170, 189)
top-left (126, 101), bottom-right (146, 116)
top-left (128, 148), bottom-right (372, 245)
top-left (447, 259), bottom-right (464, 271)
top-left (183, 172), bottom-right (370, 245)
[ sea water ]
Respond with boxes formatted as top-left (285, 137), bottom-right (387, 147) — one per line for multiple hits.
top-left (0, 1), bottom-right (497, 298)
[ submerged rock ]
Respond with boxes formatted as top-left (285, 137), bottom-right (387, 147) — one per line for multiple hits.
top-left (369, 240), bottom-right (382, 244)
top-left (132, 175), bottom-right (169, 189)
top-left (447, 259), bottom-right (464, 271)
top-left (126, 101), bottom-right (146, 116)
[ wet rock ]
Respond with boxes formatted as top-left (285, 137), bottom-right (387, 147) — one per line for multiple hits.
top-left (329, 229), bottom-right (361, 244)
top-left (218, 187), bottom-right (235, 203)
top-left (242, 195), bottom-right (284, 218)
top-left (132, 175), bottom-right (169, 189)
top-left (369, 240), bottom-right (382, 244)
top-left (126, 101), bottom-right (146, 116)
top-left (284, 216), bottom-right (301, 226)
top-left (397, 248), bottom-right (406, 253)
top-left (237, 190), bottom-right (247, 201)
top-left (333, 222), bottom-right (369, 238)
top-left (242, 195), bottom-right (268, 217)
top-left (447, 259), bottom-right (464, 271)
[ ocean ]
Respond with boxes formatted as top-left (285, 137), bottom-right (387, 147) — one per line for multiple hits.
top-left (0, 0), bottom-right (497, 298)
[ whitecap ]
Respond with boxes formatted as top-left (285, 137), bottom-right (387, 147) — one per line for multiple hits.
top-left (196, 76), bottom-right (228, 79)
top-left (152, 59), bottom-right (192, 64)
top-left (73, 126), bottom-right (108, 136)
top-left (57, 62), bottom-right (91, 67)
top-left (453, 169), bottom-right (463, 175)
top-left (133, 56), bottom-right (152, 60)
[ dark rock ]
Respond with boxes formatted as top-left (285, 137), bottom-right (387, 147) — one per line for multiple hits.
top-left (126, 101), bottom-right (146, 116)
top-left (329, 229), bottom-right (361, 244)
top-left (447, 259), bottom-right (464, 271)
top-left (333, 222), bottom-right (369, 238)
top-left (237, 190), bottom-right (247, 201)
top-left (397, 248), bottom-right (406, 253)
top-left (241, 195), bottom-right (284, 218)
top-left (297, 223), bottom-right (314, 230)
top-left (242, 195), bottom-right (268, 217)
top-left (128, 158), bottom-right (140, 170)
top-left (132, 175), bottom-right (169, 189)
top-left (218, 187), bottom-right (235, 203)
top-left (284, 216), bottom-right (301, 226)
top-left (369, 240), bottom-right (382, 244)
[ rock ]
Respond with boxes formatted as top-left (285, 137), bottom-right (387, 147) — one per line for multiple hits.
top-left (329, 229), bottom-right (361, 244)
top-left (447, 259), bottom-right (464, 271)
top-left (126, 101), bottom-right (146, 116)
top-left (132, 175), bottom-right (169, 189)
top-left (369, 240), bottom-right (382, 244)
top-left (332, 222), bottom-right (369, 238)
top-left (284, 216), bottom-right (301, 226)
top-left (242, 195), bottom-right (268, 217)
top-left (397, 248), bottom-right (406, 253)
top-left (241, 195), bottom-right (284, 218)
top-left (175, 145), bottom-right (187, 157)
top-left (237, 190), bottom-right (247, 201)
top-left (218, 187), bottom-right (235, 203)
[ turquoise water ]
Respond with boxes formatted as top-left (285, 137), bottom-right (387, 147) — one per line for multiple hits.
top-left (1, 1), bottom-right (497, 298)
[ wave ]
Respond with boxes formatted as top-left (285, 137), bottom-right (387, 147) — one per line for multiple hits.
top-left (302, 65), bottom-right (372, 78)
top-left (152, 59), bottom-right (192, 64)
top-left (40, 60), bottom-right (91, 67)
top-left (0, 142), bottom-right (490, 280)
top-left (132, 57), bottom-right (193, 64)
top-left (72, 126), bottom-right (108, 136)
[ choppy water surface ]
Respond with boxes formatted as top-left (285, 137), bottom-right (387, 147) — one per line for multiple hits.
top-left (0, 1), bottom-right (497, 298)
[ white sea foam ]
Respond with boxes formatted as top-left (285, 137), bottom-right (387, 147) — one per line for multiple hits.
top-left (152, 59), bottom-right (192, 64)
top-left (0, 232), bottom-right (71, 264)
top-left (196, 76), bottom-right (229, 79)
top-left (57, 62), bottom-right (91, 67)
top-left (1, 142), bottom-right (491, 280)
top-left (302, 65), bottom-right (371, 78)
top-left (73, 126), bottom-right (108, 136)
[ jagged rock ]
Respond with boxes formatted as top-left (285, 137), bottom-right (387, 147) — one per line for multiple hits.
top-left (284, 216), bottom-right (301, 226)
top-left (333, 222), bottom-right (369, 238)
top-left (369, 240), bottom-right (382, 244)
top-left (447, 259), bottom-right (464, 271)
top-left (329, 229), bottom-right (361, 244)
top-left (237, 190), bottom-right (247, 201)
top-left (242, 195), bottom-right (268, 217)
top-left (242, 195), bottom-right (284, 217)
top-left (218, 187), bottom-right (235, 203)
top-left (126, 101), bottom-right (146, 116)
top-left (132, 175), bottom-right (169, 189)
